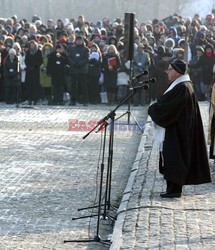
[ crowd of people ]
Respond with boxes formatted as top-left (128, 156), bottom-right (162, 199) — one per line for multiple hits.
top-left (0, 11), bottom-right (214, 106)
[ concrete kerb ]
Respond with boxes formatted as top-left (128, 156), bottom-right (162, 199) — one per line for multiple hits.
top-left (110, 115), bottom-right (153, 250)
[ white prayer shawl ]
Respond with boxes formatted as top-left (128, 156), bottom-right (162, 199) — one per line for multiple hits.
top-left (153, 74), bottom-right (191, 151)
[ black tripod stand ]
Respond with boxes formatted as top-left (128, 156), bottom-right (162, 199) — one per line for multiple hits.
top-left (64, 111), bottom-right (116, 245)
top-left (64, 78), bottom-right (154, 245)
top-left (64, 121), bottom-right (111, 245)
top-left (115, 60), bottom-right (149, 133)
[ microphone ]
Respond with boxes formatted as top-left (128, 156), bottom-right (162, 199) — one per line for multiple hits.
top-left (130, 84), bottom-right (149, 91)
top-left (142, 84), bottom-right (149, 90)
top-left (129, 78), bottom-right (156, 91)
top-left (131, 70), bottom-right (149, 81)
top-left (139, 77), bottom-right (156, 84)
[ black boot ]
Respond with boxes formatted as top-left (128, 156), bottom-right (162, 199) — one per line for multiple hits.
top-left (160, 180), bottom-right (182, 198)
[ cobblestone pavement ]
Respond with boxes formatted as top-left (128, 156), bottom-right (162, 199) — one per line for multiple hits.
top-left (0, 103), bottom-right (147, 250)
top-left (111, 101), bottom-right (215, 250)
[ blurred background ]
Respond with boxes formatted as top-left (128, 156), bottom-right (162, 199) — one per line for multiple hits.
top-left (0, 0), bottom-right (214, 22)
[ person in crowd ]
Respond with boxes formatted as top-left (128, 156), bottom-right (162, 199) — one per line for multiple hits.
top-left (25, 40), bottom-right (43, 105)
top-left (3, 48), bottom-right (19, 104)
top-left (47, 19), bottom-right (55, 32)
top-left (55, 19), bottom-right (65, 40)
top-left (190, 31), bottom-right (208, 57)
top-left (19, 44), bottom-right (28, 102)
top-left (206, 32), bottom-right (215, 46)
top-left (133, 43), bottom-right (151, 105)
top-left (172, 47), bottom-right (184, 60)
top-left (88, 43), bottom-right (102, 104)
top-left (164, 37), bottom-right (175, 55)
top-left (148, 59), bottom-right (211, 198)
top-left (75, 15), bottom-right (89, 37)
top-left (189, 44), bottom-right (215, 100)
top-left (208, 83), bottom-right (215, 161)
top-left (108, 36), bottom-right (117, 46)
top-left (145, 45), bottom-right (156, 103)
top-left (116, 41), bottom-right (129, 102)
top-left (114, 24), bottom-right (124, 42)
top-left (189, 45), bottom-right (205, 100)
top-left (0, 41), bottom-right (8, 101)
top-left (67, 35), bottom-right (89, 106)
top-left (153, 46), bottom-right (169, 99)
top-left (103, 44), bottom-right (121, 105)
top-left (40, 43), bottom-right (53, 104)
top-left (0, 12), bottom-right (214, 108)
top-left (47, 44), bottom-right (68, 105)
top-left (153, 24), bottom-right (161, 43)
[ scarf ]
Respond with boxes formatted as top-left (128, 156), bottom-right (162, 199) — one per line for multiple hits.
top-left (153, 74), bottom-right (191, 151)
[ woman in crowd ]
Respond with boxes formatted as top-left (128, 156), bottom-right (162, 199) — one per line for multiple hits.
top-left (40, 43), bottom-right (53, 104)
top-left (25, 40), bottom-right (43, 105)
top-left (4, 48), bottom-right (19, 104)
top-left (103, 44), bottom-right (121, 105)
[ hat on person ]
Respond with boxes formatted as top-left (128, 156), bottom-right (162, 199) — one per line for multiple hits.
top-left (171, 59), bottom-right (187, 75)
top-left (164, 38), bottom-right (175, 49)
top-left (42, 43), bottom-right (53, 52)
top-left (9, 48), bottom-right (16, 55)
top-left (56, 44), bottom-right (62, 49)
top-left (75, 35), bottom-right (84, 41)
top-left (195, 45), bottom-right (204, 53)
top-left (4, 36), bottom-right (14, 47)
top-left (6, 25), bottom-right (13, 33)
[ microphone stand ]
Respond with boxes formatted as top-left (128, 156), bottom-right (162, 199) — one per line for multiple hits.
top-left (64, 79), bottom-right (153, 246)
top-left (118, 68), bottom-right (149, 133)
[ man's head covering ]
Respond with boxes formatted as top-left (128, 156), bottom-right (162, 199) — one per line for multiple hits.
top-left (171, 59), bottom-right (187, 75)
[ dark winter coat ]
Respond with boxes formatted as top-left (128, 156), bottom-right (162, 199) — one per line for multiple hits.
top-left (67, 44), bottom-right (89, 75)
top-left (153, 56), bottom-right (169, 98)
top-left (47, 51), bottom-right (68, 86)
top-left (148, 80), bottom-right (211, 185)
top-left (189, 44), bottom-right (215, 86)
top-left (25, 49), bottom-right (43, 100)
top-left (103, 53), bottom-right (121, 93)
top-left (88, 55), bottom-right (102, 78)
top-left (4, 56), bottom-right (19, 87)
top-left (0, 49), bottom-right (8, 78)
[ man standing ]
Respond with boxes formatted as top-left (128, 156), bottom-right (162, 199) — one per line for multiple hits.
top-left (47, 44), bottom-right (68, 105)
top-left (68, 36), bottom-right (89, 106)
top-left (148, 59), bottom-right (211, 198)
top-left (133, 43), bottom-right (151, 106)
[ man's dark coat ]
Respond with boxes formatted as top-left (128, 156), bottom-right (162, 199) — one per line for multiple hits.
top-left (148, 80), bottom-right (211, 185)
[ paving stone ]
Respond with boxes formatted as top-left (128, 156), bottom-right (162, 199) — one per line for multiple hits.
top-left (111, 102), bottom-right (215, 250)
top-left (0, 103), bottom-right (147, 250)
